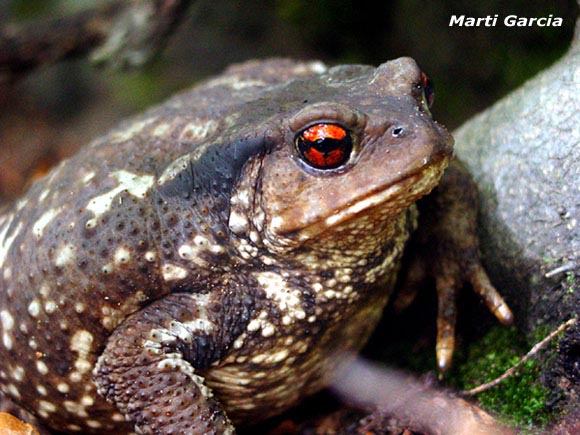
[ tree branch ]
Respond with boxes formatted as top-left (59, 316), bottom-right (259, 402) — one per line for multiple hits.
top-left (461, 318), bottom-right (578, 397)
top-left (332, 355), bottom-right (513, 435)
top-left (0, 0), bottom-right (194, 83)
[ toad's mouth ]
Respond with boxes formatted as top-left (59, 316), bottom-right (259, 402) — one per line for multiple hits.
top-left (273, 156), bottom-right (449, 245)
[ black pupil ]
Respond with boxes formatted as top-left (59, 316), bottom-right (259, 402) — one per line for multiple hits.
top-left (296, 132), bottom-right (353, 170)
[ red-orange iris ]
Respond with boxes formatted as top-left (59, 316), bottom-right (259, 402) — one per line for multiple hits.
top-left (302, 124), bottom-right (347, 142)
top-left (421, 71), bottom-right (434, 108)
top-left (296, 123), bottom-right (352, 170)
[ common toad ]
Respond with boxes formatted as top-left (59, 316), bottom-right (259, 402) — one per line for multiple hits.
top-left (0, 58), bottom-right (512, 434)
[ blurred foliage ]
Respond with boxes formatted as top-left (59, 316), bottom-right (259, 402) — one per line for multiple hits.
top-left (7, 0), bottom-right (92, 18)
top-left (3, 0), bottom-right (577, 127)
top-left (0, 0), bottom-right (577, 200)
top-left (275, 0), bottom-right (577, 126)
top-left (276, 0), bottom-right (393, 63)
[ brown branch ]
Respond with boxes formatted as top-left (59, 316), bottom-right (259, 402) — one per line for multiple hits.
top-left (0, 0), bottom-right (194, 83)
top-left (332, 355), bottom-right (513, 435)
top-left (461, 317), bottom-right (578, 396)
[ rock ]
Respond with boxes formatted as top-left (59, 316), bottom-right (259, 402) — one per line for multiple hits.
top-left (453, 2), bottom-right (580, 423)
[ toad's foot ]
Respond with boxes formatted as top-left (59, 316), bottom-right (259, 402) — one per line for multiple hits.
top-left (399, 159), bottom-right (513, 371)
top-left (434, 260), bottom-right (513, 371)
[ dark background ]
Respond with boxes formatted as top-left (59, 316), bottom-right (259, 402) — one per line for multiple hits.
top-left (0, 0), bottom-right (577, 200)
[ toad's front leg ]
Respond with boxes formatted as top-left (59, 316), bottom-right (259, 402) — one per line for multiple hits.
top-left (402, 159), bottom-right (513, 371)
top-left (94, 291), bottom-right (254, 434)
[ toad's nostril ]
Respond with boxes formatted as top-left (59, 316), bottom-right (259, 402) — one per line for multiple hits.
top-left (391, 126), bottom-right (406, 137)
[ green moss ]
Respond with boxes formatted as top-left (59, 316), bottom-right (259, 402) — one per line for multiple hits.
top-left (565, 272), bottom-right (577, 291)
top-left (109, 64), bottom-right (188, 113)
top-left (451, 326), bottom-right (553, 430)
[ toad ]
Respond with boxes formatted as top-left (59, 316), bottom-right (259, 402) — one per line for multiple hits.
top-left (0, 58), bottom-right (512, 434)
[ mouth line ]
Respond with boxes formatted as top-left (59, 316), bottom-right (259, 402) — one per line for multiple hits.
top-left (294, 159), bottom-right (447, 242)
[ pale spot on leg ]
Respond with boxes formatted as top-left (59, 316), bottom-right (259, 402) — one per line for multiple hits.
top-left (111, 412), bottom-right (126, 422)
top-left (36, 361), bottom-right (49, 375)
top-left (86, 420), bottom-right (102, 429)
top-left (67, 330), bottom-right (95, 384)
top-left (161, 263), bottom-right (189, 281)
top-left (113, 246), bottom-right (132, 265)
top-left (10, 366), bottom-right (24, 382)
top-left (0, 310), bottom-right (14, 330)
top-left (54, 243), bottom-right (76, 267)
top-left (80, 395), bottom-right (94, 407)
top-left (2, 332), bottom-right (12, 350)
top-left (38, 400), bottom-right (57, 413)
top-left (2, 267), bottom-right (12, 281)
top-left (57, 382), bottom-right (70, 393)
top-left (178, 244), bottom-right (195, 260)
top-left (82, 171), bottom-right (95, 184)
top-left (63, 400), bottom-right (88, 417)
top-left (32, 207), bottom-right (63, 239)
top-left (38, 188), bottom-right (51, 202)
top-left (6, 383), bottom-right (21, 400)
top-left (44, 300), bottom-right (58, 314)
top-left (70, 330), bottom-right (94, 357)
top-left (0, 311), bottom-right (15, 350)
top-left (0, 217), bottom-right (22, 268)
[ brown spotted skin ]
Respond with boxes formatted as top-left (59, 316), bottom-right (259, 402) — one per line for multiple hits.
top-left (0, 58), bottom-right (454, 434)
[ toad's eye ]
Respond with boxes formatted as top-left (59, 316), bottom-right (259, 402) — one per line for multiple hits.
top-left (296, 123), bottom-right (353, 170)
top-left (421, 71), bottom-right (434, 108)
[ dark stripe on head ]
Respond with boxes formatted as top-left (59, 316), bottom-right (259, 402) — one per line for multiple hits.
top-left (157, 135), bottom-right (269, 214)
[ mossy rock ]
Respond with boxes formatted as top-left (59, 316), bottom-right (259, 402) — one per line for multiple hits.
top-left (452, 5), bottom-right (580, 429)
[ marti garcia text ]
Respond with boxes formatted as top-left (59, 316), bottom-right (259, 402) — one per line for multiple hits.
top-left (449, 14), bottom-right (563, 27)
